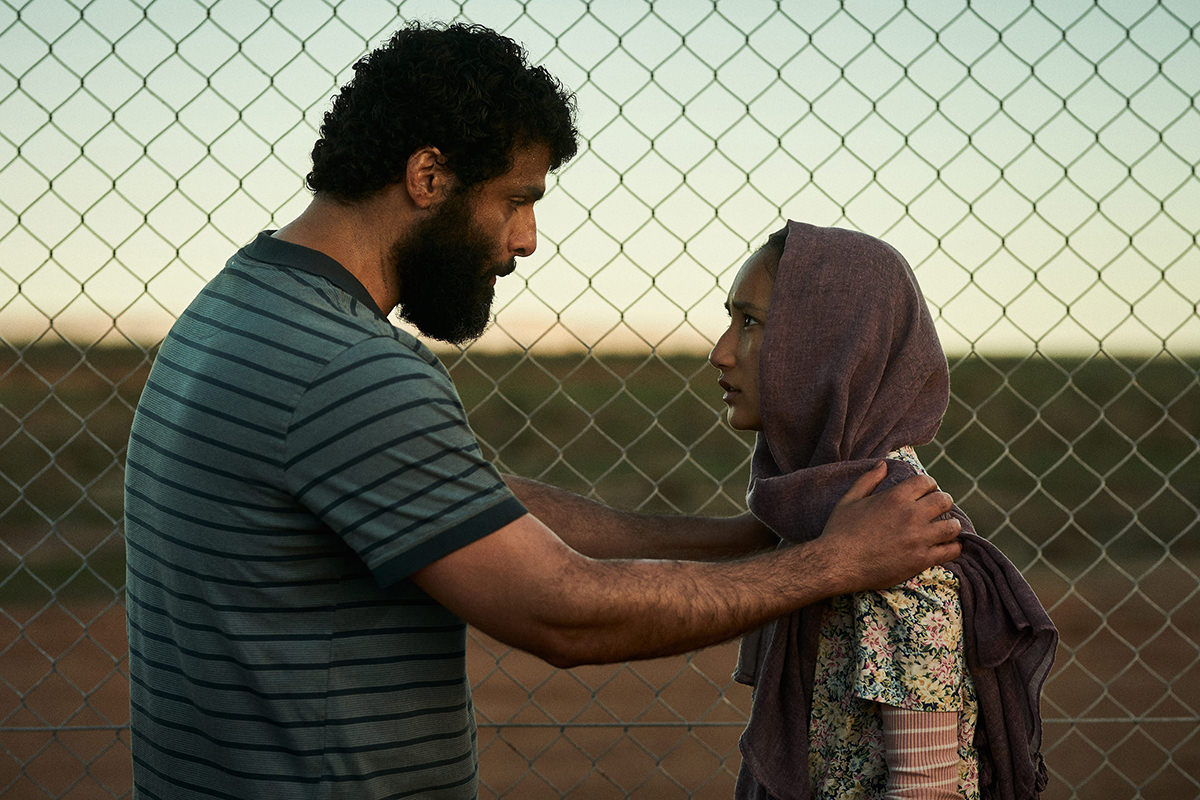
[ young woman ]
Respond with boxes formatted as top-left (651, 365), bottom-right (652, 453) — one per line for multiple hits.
top-left (710, 221), bottom-right (1057, 800)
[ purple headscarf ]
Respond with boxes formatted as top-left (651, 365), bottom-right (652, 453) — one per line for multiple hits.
top-left (734, 221), bottom-right (1057, 800)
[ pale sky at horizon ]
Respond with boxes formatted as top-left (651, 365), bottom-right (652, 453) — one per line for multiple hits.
top-left (1, 0), bottom-right (1197, 356)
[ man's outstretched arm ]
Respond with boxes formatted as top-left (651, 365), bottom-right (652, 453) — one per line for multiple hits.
top-left (504, 474), bottom-right (777, 561)
top-left (416, 464), bottom-right (961, 668)
top-left (505, 462), bottom-right (957, 577)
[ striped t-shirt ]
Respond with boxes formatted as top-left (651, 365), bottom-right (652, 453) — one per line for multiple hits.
top-left (124, 231), bottom-right (526, 799)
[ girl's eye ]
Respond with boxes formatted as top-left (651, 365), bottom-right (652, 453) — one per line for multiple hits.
top-left (742, 315), bottom-right (761, 329)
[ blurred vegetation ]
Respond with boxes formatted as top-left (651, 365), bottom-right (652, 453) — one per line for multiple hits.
top-left (2, 343), bottom-right (1197, 603)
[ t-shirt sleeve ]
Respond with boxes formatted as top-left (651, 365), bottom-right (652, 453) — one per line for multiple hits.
top-left (851, 565), bottom-right (967, 711)
top-left (285, 336), bottom-right (526, 585)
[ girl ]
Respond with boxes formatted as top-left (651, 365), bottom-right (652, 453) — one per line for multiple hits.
top-left (710, 222), bottom-right (1057, 800)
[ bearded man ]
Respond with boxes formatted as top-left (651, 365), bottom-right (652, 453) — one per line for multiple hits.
top-left (124, 21), bottom-right (961, 799)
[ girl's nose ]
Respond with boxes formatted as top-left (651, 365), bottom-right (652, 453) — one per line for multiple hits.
top-left (709, 327), bottom-right (736, 370)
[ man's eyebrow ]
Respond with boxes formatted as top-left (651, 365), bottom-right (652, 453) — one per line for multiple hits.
top-left (519, 184), bottom-right (545, 201)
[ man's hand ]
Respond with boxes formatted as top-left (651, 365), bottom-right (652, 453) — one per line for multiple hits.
top-left (818, 462), bottom-right (962, 593)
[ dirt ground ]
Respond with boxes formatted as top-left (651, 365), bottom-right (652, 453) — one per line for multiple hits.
top-left (1, 564), bottom-right (1197, 799)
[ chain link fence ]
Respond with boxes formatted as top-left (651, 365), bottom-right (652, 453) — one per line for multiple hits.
top-left (2, 0), bottom-right (1198, 797)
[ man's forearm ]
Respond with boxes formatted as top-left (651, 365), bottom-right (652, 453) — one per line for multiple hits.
top-left (535, 536), bottom-right (851, 666)
top-left (504, 474), bottom-right (777, 560)
top-left (421, 512), bottom-right (845, 669)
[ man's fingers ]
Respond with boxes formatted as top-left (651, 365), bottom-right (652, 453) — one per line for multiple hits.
top-left (931, 517), bottom-right (962, 543)
top-left (929, 540), bottom-right (963, 564)
top-left (837, 461), bottom-right (888, 504)
top-left (890, 472), bottom-right (940, 501)
top-left (916, 489), bottom-right (956, 520)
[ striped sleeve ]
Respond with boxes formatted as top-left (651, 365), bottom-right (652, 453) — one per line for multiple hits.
top-left (284, 335), bottom-right (526, 584)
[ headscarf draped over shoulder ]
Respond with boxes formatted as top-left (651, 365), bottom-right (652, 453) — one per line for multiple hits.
top-left (734, 221), bottom-right (1057, 800)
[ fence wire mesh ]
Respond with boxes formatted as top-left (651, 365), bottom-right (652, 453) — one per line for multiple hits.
top-left (1, 0), bottom-right (1198, 797)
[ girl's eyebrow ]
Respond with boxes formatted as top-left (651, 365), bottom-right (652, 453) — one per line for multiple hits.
top-left (731, 299), bottom-right (768, 317)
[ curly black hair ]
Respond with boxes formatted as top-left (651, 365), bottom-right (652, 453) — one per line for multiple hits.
top-left (307, 22), bottom-right (579, 200)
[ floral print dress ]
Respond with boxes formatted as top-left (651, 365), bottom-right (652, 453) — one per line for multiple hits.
top-left (807, 446), bottom-right (980, 799)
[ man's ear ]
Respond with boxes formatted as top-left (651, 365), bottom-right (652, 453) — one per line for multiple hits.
top-left (406, 146), bottom-right (453, 209)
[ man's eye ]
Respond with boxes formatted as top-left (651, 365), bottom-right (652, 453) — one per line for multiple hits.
top-left (742, 315), bottom-right (761, 328)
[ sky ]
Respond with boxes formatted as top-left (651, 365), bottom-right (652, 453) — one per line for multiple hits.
top-left (1, 0), bottom-right (1198, 355)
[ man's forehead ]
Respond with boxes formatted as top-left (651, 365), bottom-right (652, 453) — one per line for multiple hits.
top-left (493, 142), bottom-right (552, 193)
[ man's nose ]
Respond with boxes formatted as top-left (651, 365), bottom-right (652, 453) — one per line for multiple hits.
top-left (511, 209), bottom-right (537, 257)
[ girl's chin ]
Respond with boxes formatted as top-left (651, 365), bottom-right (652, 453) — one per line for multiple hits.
top-left (725, 410), bottom-right (762, 432)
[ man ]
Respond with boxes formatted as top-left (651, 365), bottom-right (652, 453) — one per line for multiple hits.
top-left (124, 22), bottom-right (961, 799)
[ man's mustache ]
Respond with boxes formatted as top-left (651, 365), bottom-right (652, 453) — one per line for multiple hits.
top-left (490, 259), bottom-right (517, 280)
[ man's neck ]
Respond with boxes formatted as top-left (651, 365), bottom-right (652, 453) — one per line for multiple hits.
top-left (273, 190), bottom-right (411, 312)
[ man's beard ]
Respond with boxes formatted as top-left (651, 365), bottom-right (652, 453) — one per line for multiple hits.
top-left (393, 192), bottom-right (513, 345)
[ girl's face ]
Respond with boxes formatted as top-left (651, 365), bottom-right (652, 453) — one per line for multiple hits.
top-left (709, 249), bottom-right (774, 431)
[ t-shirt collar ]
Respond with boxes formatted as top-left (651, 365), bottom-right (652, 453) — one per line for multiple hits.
top-left (242, 231), bottom-right (390, 319)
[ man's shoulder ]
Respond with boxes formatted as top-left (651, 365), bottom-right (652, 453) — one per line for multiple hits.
top-left (206, 238), bottom-right (444, 361)
top-left (221, 252), bottom-right (382, 334)
top-left (161, 253), bottom-right (451, 406)
top-left (312, 329), bottom-right (452, 397)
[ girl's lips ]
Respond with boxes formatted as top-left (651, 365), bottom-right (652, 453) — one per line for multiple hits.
top-left (719, 379), bottom-right (738, 404)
